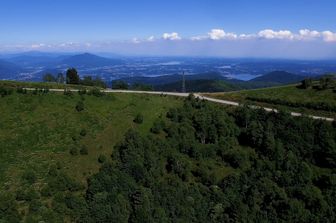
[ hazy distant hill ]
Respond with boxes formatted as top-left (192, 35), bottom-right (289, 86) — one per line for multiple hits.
top-left (7, 55), bottom-right (66, 67)
top-left (60, 53), bottom-right (123, 68)
top-left (155, 79), bottom-right (242, 92)
top-left (249, 71), bottom-right (306, 84)
top-left (118, 72), bottom-right (227, 85)
top-left (0, 59), bottom-right (21, 79)
top-left (117, 71), bottom-right (310, 92)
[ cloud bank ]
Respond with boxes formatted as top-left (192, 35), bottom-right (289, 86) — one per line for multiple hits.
top-left (188, 28), bottom-right (336, 42)
top-left (1, 28), bottom-right (336, 59)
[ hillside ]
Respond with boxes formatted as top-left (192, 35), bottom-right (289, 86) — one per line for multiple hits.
top-left (0, 85), bottom-right (183, 221)
top-left (60, 53), bottom-right (123, 68)
top-left (0, 59), bottom-right (22, 79)
top-left (6, 55), bottom-right (67, 67)
top-left (118, 72), bottom-right (227, 86)
top-left (155, 79), bottom-right (242, 92)
top-left (203, 81), bottom-right (336, 118)
top-left (116, 71), bottom-right (312, 92)
top-left (249, 70), bottom-right (307, 84)
top-left (0, 85), bottom-right (335, 222)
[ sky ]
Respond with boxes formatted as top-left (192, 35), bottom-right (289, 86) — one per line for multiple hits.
top-left (1, 0), bottom-right (336, 59)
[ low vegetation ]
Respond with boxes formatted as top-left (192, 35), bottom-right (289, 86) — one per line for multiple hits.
top-left (112, 80), bottom-right (154, 91)
top-left (0, 86), bottom-right (335, 222)
top-left (0, 85), bottom-right (182, 222)
top-left (204, 76), bottom-right (336, 118)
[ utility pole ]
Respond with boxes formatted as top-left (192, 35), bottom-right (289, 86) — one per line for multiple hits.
top-left (182, 71), bottom-right (186, 93)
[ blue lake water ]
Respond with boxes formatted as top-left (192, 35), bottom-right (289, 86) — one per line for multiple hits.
top-left (224, 73), bottom-right (261, 81)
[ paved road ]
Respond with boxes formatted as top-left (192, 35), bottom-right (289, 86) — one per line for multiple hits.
top-left (25, 88), bottom-right (335, 122)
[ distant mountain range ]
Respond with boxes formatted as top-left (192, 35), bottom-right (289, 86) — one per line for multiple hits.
top-left (0, 52), bottom-right (329, 91)
top-left (118, 72), bottom-right (227, 86)
top-left (59, 53), bottom-right (124, 68)
top-left (117, 71), bottom-right (312, 92)
top-left (250, 71), bottom-right (307, 84)
top-left (4, 52), bottom-right (123, 68)
top-left (0, 59), bottom-right (22, 79)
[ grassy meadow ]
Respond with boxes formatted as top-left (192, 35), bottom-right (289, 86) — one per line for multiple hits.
top-left (0, 90), bottom-right (182, 189)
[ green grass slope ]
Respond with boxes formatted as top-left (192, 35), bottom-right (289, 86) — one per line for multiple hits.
top-left (0, 80), bottom-right (100, 90)
top-left (203, 84), bottom-right (336, 118)
top-left (0, 90), bottom-right (182, 187)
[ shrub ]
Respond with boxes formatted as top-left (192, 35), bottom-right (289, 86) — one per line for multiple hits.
top-left (48, 164), bottom-right (58, 177)
top-left (133, 113), bottom-right (144, 124)
top-left (16, 87), bottom-right (27, 94)
top-left (151, 119), bottom-right (165, 134)
top-left (41, 185), bottom-right (52, 197)
top-left (66, 68), bottom-right (80, 84)
top-left (22, 188), bottom-right (40, 201)
top-left (88, 88), bottom-right (105, 97)
top-left (64, 193), bottom-right (86, 210)
top-left (112, 80), bottom-right (128, 89)
top-left (80, 146), bottom-right (88, 155)
top-left (29, 199), bottom-right (42, 213)
top-left (43, 73), bottom-right (56, 82)
top-left (75, 101), bottom-right (84, 112)
top-left (80, 129), bottom-right (87, 136)
top-left (78, 89), bottom-right (87, 95)
top-left (300, 78), bottom-right (313, 89)
top-left (0, 86), bottom-right (13, 97)
top-left (64, 89), bottom-right (73, 96)
top-left (69, 147), bottom-right (78, 156)
top-left (72, 135), bottom-right (79, 141)
top-left (16, 189), bottom-right (27, 201)
top-left (22, 170), bottom-right (37, 184)
top-left (98, 154), bottom-right (107, 163)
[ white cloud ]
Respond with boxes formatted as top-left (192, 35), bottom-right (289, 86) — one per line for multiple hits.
top-left (132, 38), bottom-right (141, 44)
top-left (162, 32), bottom-right (181, 40)
top-left (147, 36), bottom-right (155, 42)
top-left (190, 35), bottom-right (207, 41)
top-left (208, 29), bottom-right (237, 40)
top-left (58, 42), bottom-right (78, 47)
top-left (322, 31), bottom-right (336, 42)
top-left (298, 29), bottom-right (320, 40)
top-left (258, 29), bottom-right (294, 40)
top-left (238, 34), bottom-right (256, 40)
top-left (31, 43), bottom-right (46, 48)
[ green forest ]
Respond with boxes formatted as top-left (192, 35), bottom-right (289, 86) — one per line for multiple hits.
top-left (82, 96), bottom-right (336, 223)
top-left (0, 89), bottom-right (335, 222)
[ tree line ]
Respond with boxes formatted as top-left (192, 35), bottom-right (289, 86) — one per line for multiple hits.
top-left (43, 68), bottom-right (106, 88)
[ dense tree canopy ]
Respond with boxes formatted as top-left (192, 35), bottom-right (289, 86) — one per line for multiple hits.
top-left (1, 94), bottom-right (335, 222)
top-left (82, 96), bottom-right (336, 223)
top-left (66, 68), bottom-right (80, 85)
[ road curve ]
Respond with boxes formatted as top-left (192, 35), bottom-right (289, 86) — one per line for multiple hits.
top-left (24, 88), bottom-right (335, 122)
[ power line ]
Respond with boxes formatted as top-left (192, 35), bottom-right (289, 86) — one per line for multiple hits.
top-left (182, 71), bottom-right (186, 93)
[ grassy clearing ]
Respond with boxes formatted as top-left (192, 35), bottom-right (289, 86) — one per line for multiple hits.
top-left (0, 80), bottom-right (100, 90)
top-left (0, 91), bottom-right (182, 189)
top-left (203, 84), bottom-right (336, 118)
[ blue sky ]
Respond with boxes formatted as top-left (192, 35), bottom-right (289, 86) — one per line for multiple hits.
top-left (1, 0), bottom-right (336, 58)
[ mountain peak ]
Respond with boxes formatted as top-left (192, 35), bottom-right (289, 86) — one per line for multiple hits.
top-left (250, 70), bottom-right (305, 84)
top-left (61, 53), bottom-right (122, 67)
